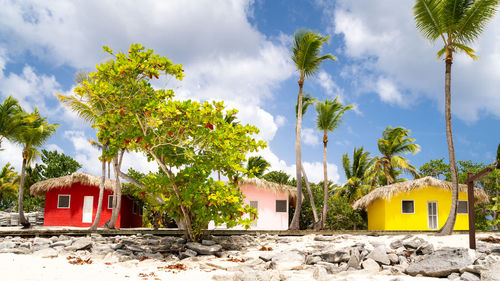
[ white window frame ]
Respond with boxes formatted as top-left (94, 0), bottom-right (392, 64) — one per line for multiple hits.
top-left (57, 194), bottom-right (71, 209)
top-left (107, 195), bottom-right (114, 209)
top-left (401, 200), bottom-right (415, 214)
top-left (457, 200), bottom-right (468, 214)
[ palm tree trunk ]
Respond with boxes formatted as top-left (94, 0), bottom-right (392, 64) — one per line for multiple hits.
top-left (301, 165), bottom-right (319, 229)
top-left (105, 150), bottom-right (124, 229)
top-left (438, 54), bottom-right (459, 236)
top-left (321, 131), bottom-right (328, 229)
top-left (290, 77), bottom-right (304, 230)
top-left (107, 161), bottom-right (111, 179)
top-left (90, 147), bottom-right (107, 230)
top-left (18, 153), bottom-right (29, 228)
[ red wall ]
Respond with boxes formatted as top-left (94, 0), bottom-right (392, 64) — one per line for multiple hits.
top-left (43, 182), bottom-right (142, 228)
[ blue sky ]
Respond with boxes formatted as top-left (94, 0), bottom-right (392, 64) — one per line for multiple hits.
top-left (0, 0), bottom-right (499, 184)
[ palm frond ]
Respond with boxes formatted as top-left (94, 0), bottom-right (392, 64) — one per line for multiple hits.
top-left (413, 0), bottom-right (448, 44)
top-left (454, 0), bottom-right (499, 45)
top-left (452, 42), bottom-right (479, 59)
top-left (291, 29), bottom-right (336, 79)
top-left (56, 93), bottom-right (97, 123)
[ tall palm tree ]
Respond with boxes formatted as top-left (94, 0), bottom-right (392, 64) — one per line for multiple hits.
top-left (341, 147), bottom-right (376, 204)
top-left (413, 0), bottom-right (499, 235)
top-left (295, 93), bottom-right (316, 118)
top-left (370, 126), bottom-right (420, 185)
top-left (0, 163), bottom-right (19, 202)
top-left (246, 156), bottom-right (271, 178)
top-left (14, 109), bottom-right (57, 227)
top-left (0, 96), bottom-right (26, 150)
top-left (289, 29), bottom-right (336, 230)
top-left (315, 97), bottom-right (353, 228)
top-left (262, 171), bottom-right (291, 185)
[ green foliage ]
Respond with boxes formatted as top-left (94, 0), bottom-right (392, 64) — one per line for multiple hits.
top-left (262, 171), bottom-right (292, 185)
top-left (315, 96), bottom-right (354, 134)
top-left (340, 147), bottom-right (376, 203)
top-left (487, 197), bottom-right (500, 229)
top-left (419, 158), bottom-right (449, 179)
top-left (291, 29), bottom-right (337, 78)
top-left (370, 126), bottom-right (420, 185)
top-left (325, 195), bottom-right (365, 230)
top-left (246, 156), bottom-right (270, 178)
top-left (0, 96), bottom-right (26, 149)
top-left (295, 93), bottom-right (316, 118)
top-left (0, 163), bottom-right (19, 210)
top-left (69, 44), bottom-right (265, 241)
top-left (38, 149), bottom-right (82, 179)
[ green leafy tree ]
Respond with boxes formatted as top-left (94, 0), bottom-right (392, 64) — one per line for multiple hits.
top-left (340, 147), bottom-right (377, 203)
top-left (70, 44), bottom-right (264, 241)
top-left (370, 126), bottom-right (420, 185)
top-left (0, 96), bottom-right (26, 150)
top-left (290, 29), bottom-right (336, 230)
top-left (413, 0), bottom-right (499, 235)
top-left (38, 149), bottom-right (81, 179)
top-left (315, 96), bottom-right (353, 229)
top-left (246, 156), bottom-right (271, 178)
top-left (0, 163), bottom-right (19, 209)
top-left (419, 158), bottom-right (449, 179)
top-left (13, 109), bottom-right (58, 227)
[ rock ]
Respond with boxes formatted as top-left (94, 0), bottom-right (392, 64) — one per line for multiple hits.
top-left (448, 272), bottom-right (460, 280)
top-left (403, 237), bottom-right (425, 249)
top-left (66, 237), bottom-right (92, 251)
top-left (0, 241), bottom-right (15, 250)
top-left (416, 242), bottom-right (434, 255)
top-left (347, 248), bottom-right (361, 269)
top-left (481, 261), bottom-right (500, 281)
top-left (202, 240), bottom-right (216, 246)
top-left (271, 251), bottom-right (304, 271)
top-left (312, 266), bottom-right (328, 281)
top-left (50, 240), bottom-right (73, 248)
top-left (0, 247), bottom-right (31, 254)
top-left (366, 245), bottom-right (390, 265)
top-left (362, 258), bottom-right (380, 272)
top-left (406, 247), bottom-right (473, 277)
top-left (315, 262), bottom-right (340, 274)
top-left (186, 242), bottom-right (221, 255)
top-left (93, 243), bottom-right (113, 254)
top-left (460, 272), bottom-right (480, 281)
top-left (390, 239), bottom-right (403, 249)
top-left (125, 244), bottom-right (145, 252)
top-left (388, 253), bottom-right (399, 264)
top-left (319, 249), bottom-right (350, 263)
top-left (180, 249), bottom-right (197, 259)
top-left (34, 248), bottom-right (58, 258)
top-left (460, 264), bottom-right (487, 274)
top-left (314, 235), bottom-right (336, 242)
top-left (211, 273), bottom-right (235, 281)
top-left (306, 255), bottom-right (322, 265)
top-left (233, 270), bottom-right (280, 281)
top-left (33, 237), bottom-right (51, 246)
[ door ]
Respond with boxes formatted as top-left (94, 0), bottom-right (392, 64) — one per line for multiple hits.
top-left (427, 201), bottom-right (438, 230)
top-left (82, 196), bottom-right (94, 223)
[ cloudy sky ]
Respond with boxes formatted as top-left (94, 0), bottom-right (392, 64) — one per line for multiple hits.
top-left (0, 0), bottom-right (499, 184)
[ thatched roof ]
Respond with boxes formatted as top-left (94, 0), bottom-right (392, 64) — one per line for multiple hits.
top-left (30, 172), bottom-right (116, 197)
top-left (241, 177), bottom-right (298, 198)
top-left (353, 176), bottom-right (489, 210)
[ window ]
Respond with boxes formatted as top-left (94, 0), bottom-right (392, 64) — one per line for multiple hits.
top-left (402, 200), bottom-right (414, 214)
top-left (249, 200), bottom-right (258, 210)
top-left (108, 195), bottom-right (114, 209)
top-left (132, 201), bottom-right (137, 214)
top-left (276, 200), bottom-right (287, 213)
top-left (57, 195), bottom-right (70, 209)
top-left (458, 200), bottom-right (468, 214)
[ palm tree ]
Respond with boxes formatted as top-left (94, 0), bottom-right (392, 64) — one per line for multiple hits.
top-left (315, 97), bottom-right (353, 228)
top-left (246, 156), bottom-right (271, 178)
top-left (413, 0), bottom-right (499, 235)
top-left (370, 126), bottom-right (420, 185)
top-left (296, 93), bottom-right (316, 118)
top-left (0, 96), bottom-right (26, 150)
top-left (0, 163), bottom-right (19, 202)
top-left (341, 147), bottom-right (376, 203)
top-left (14, 109), bottom-right (57, 227)
top-left (262, 171), bottom-right (291, 185)
top-left (289, 29), bottom-right (336, 230)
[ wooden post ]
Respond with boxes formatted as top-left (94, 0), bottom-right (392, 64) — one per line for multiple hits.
top-left (467, 172), bottom-right (476, 250)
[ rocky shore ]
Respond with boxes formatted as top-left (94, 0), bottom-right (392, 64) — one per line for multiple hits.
top-left (0, 233), bottom-right (499, 281)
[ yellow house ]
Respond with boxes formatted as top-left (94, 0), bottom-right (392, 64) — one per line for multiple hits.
top-left (353, 177), bottom-right (489, 231)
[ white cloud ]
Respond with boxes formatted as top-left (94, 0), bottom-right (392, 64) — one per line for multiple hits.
top-left (327, 0), bottom-right (500, 121)
top-left (316, 70), bottom-right (343, 97)
top-left (45, 144), bottom-right (63, 154)
top-left (0, 140), bottom-right (23, 172)
top-left (303, 128), bottom-right (321, 146)
top-left (376, 78), bottom-right (404, 106)
top-left (275, 115), bottom-right (286, 127)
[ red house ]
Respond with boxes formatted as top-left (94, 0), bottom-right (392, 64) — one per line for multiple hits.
top-left (30, 172), bottom-right (142, 228)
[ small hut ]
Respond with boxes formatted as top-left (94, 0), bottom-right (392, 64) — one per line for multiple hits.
top-left (31, 172), bottom-right (142, 228)
top-left (209, 178), bottom-right (297, 230)
top-left (353, 176), bottom-right (489, 231)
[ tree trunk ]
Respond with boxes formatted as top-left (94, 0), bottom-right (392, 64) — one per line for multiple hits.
top-left (321, 131), bottom-right (328, 229)
top-left (438, 53), bottom-right (459, 236)
top-left (290, 76), bottom-right (304, 230)
top-left (301, 165), bottom-right (319, 229)
top-left (105, 150), bottom-right (124, 229)
top-left (18, 151), bottom-right (29, 228)
top-left (89, 147), bottom-right (107, 230)
top-left (107, 161), bottom-right (111, 179)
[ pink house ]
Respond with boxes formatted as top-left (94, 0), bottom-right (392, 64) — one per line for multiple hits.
top-left (209, 178), bottom-right (297, 230)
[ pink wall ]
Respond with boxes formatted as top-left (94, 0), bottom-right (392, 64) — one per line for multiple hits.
top-left (240, 184), bottom-right (289, 230)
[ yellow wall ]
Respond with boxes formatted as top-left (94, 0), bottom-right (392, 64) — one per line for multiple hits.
top-left (367, 186), bottom-right (470, 231)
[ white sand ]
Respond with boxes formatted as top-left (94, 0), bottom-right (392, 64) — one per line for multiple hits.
top-left (0, 233), bottom-right (497, 281)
